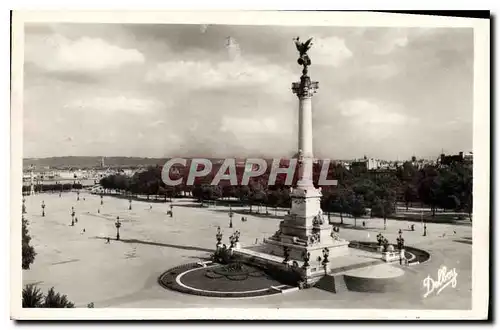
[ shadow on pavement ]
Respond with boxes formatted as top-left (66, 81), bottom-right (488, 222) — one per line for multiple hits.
top-left (92, 236), bottom-right (213, 253)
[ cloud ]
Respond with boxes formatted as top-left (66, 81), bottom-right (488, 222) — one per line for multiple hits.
top-left (220, 117), bottom-right (284, 134)
top-left (25, 34), bottom-right (145, 72)
top-left (225, 36), bottom-right (241, 60)
top-left (200, 24), bottom-right (210, 34)
top-left (64, 96), bottom-right (165, 113)
top-left (365, 63), bottom-right (399, 80)
top-left (146, 58), bottom-right (294, 91)
top-left (372, 30), bottom-right (410, 55)
top-left (310, 36), bottom-right (353, 67)
top-left (339, 99), bottom-right (415, 126)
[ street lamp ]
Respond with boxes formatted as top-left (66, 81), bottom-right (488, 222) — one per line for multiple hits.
top-left (283, 246), bottom-right (290, 264)
top-left (302, 251), bottom-right (311, 268)
top-left (115, 216), bottom-right (122, 240)
top-left (41, 200), bottom-right (45, 217)
top-left (322, 248), bottom-right (330, 268)
top-left (215, 226), bottom-right (223, 248)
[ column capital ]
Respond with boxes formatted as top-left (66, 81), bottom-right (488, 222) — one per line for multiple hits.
top-left (292, 75), bottom-right (318, 98)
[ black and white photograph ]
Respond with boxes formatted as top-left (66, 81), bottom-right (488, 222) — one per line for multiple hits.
top-left (10, 11), bottom-right (490, 320)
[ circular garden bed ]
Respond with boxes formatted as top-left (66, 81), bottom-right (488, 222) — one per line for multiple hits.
top-left (349, 241), bottom-right (431, 264)
top-left (158, 262), bottom-right (286, 298)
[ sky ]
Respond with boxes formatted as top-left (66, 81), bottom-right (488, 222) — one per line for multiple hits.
top-left (23, 23), bottom-right (474, 160)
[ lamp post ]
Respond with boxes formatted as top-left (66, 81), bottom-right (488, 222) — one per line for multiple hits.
top-left (283, 246), bottom-right (290, 264)
top-left (115, 216), bottom-right (121, 240)
top-left (41, 201), bottom-right (45, 217)
top-left (322, 247), bottom-right (330, 271)
top-left (216, 226), bottom-right (223, 249)
top-left (302, 251), bottom-right (310, 268)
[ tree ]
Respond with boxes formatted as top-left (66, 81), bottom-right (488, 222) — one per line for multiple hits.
top-left (22, 285), bottom-right (75, 308)
top-left (22, 217), bottom-right (36, 270)
top-left (349, 194), bottom-right (366, 227)
top-left (22, 284), bottom-right (43, 308)
top-left (417, 166), bottom-right (440, 217)
top-left (43, 287), bottom-right (75, 308)
top-left (403, 183), bottom-right (417, 211)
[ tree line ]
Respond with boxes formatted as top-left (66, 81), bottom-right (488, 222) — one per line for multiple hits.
top-left (99, 160), bottom-right (473, 222)
top-left (22, 183), bottom-right (83, 194)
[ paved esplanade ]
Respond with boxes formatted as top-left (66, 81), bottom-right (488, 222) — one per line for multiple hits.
top-left (22, 192), bottom-right (471, 308)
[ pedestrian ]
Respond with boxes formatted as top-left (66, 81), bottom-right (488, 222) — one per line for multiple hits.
top-left (362, 221), bottom-right (366, 228)
top-left (255, 238), bottom-right (258, 244)
top-left (150, 205), bottom-right (152, 210)
top-left (106, 237), bottom-right (110, 244)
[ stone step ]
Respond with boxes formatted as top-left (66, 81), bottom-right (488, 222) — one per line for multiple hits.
top-left (314, 274), bottom-right (350, 294)
top-left (314, 275), bottom-right (336, 293)
top-left (329, 259), bottom-right (383, 275)
top-left (333, 275), bottom-right (349, 293)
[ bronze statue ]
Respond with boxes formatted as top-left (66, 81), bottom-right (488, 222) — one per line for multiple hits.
top-left (294, 37), bottom-right (313, 67)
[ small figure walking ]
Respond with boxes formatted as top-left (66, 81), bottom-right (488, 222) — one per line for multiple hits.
top-left (150, 205), bottom-right (152, 210)
top-left (255, 238), bottom-right (258, 244)
top-left (106, 237), bottom-right (110, 244)
top-left (97, 209), bottom-right (100, 214)
top-left (423, 224), bottom-right (427, 236)
top-left (398, 229), bottom-right (402, 236)
top-left (362, 221), bottom-right (366, 228)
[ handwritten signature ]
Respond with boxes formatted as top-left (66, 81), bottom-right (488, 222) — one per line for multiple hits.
top-left (422, 266), bottom-right (458, 298)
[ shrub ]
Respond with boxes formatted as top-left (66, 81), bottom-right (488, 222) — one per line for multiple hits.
top-left (22, 285), bottom-right (75, 308)
top-left (211, 247), bottom-right (233, 264)
top-left (22, 217), bottom-right (36, 270)
top-left (43, 287), bottom-right (75, 308)
top-left (22, 284), bottom-right (43, 308)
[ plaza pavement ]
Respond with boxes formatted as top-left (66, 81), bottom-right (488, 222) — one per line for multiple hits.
top-left (21, 191), bottom-right (472, 309)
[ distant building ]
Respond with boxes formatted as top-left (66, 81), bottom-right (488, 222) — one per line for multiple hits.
top-left (438, 151), bottom-right (471, 166)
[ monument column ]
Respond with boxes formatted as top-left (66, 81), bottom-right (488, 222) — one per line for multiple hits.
top-left (234, 37), bottom-right (350, 285)
top-left (293, 70), bottom-right (318, 188)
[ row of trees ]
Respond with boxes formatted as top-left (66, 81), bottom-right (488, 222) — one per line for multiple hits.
top-left (22, 183), bottom-right (83, 194)
top-left (99, 161), bottom-right (473, 222)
